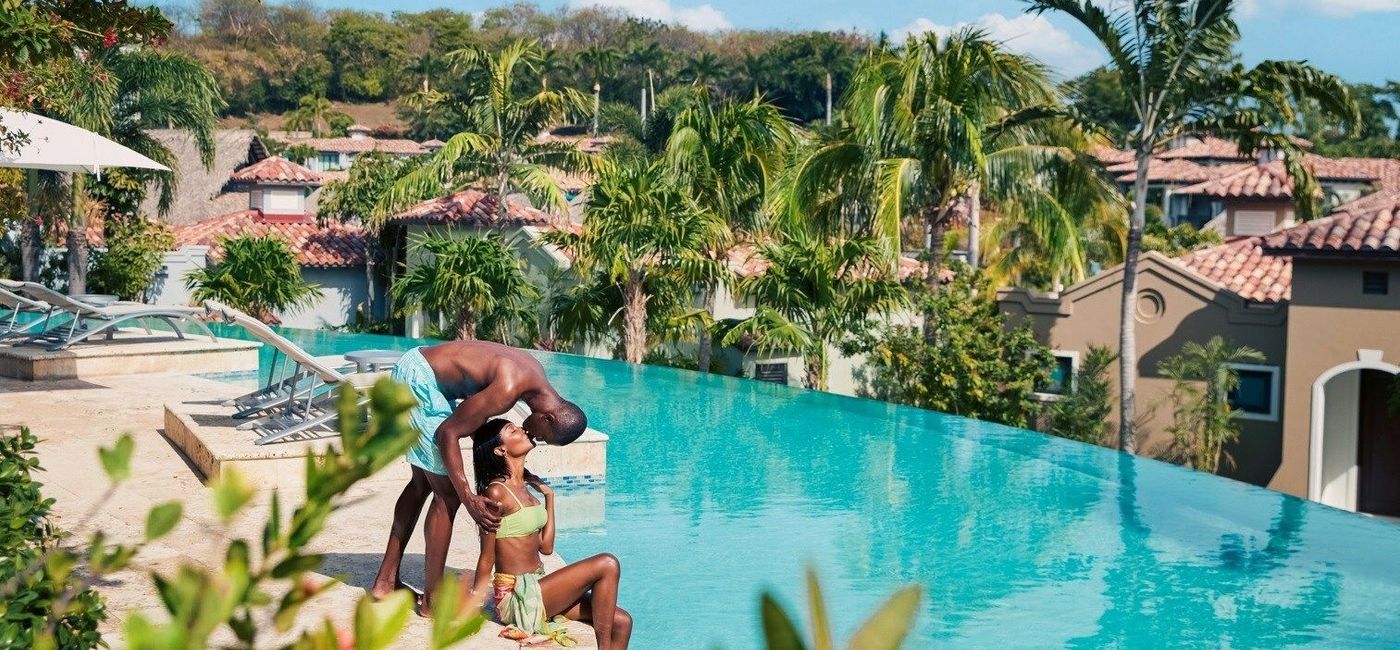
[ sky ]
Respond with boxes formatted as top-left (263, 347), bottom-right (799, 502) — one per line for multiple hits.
top-left (169, 0), bottom-right (1400, 84)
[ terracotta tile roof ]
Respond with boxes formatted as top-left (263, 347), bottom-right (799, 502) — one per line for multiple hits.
top-left (1262, 189), bottom-right (1400, 255)
top-left (230, 156), bottom-right (321, 186)
top-left (172, 209), bottom-right (366, 268)
top-left (1174, 162), bottom-right (1299, 199)
top-left (1157, 136), bottom-right (1252, 162)
top-left (1090, 146), bottom-right (1135, 165)
top-left (727, 243), bottom-right (924, 281)
top-left (285, 136), bottom-right (426, 155)
top-left (421, 139), bottom-right (446, 149)
top-left (1112, 158), bottom-right (1217, 183)
top-left (1176, 237), bottom-right (1292, 302)
top-left (536, 133), bottom-right (613, 154)
top-left (385, 189), bottom-right (552, 227)
top-left (49, 220), bottom-right (107, 248)
top-left (1307, 155), bottom-right (1400, 183)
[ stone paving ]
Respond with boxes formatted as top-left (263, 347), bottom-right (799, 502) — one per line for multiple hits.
top-left (1, 372), bottom-right (599, 648)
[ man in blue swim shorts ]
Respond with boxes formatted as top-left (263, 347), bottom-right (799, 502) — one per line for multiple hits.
top-left (369, 340), bottom-right (588, 610)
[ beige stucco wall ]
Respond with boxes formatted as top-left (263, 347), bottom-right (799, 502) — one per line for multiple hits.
top-left (1223, 200), bottom-right (1294, 237)
top-left (999, 253), bottom-right (1288, 486)
top-left (1274, 259), bottom-right (1400, 497)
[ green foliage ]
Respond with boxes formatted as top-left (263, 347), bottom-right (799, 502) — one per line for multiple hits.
top-left (325, 11), bottom-right (409, 102)
top-left (88, 218), bottom-right (177, 301)
top-left (724, 234), bottom-right (907, 391)
top-left (1046, 346), bottom-right (1117, 445)
top-left (756, 32), bottom-right (860, 124)
top-left (759, 567), bottom-right (921, 650)
top-left (186, 235), bottom-right (321, 323)
top-left (285, 94), bottom-right (351, 138)
top-left (393, 232), bottom-right (540, 342)
top-left (0, 428), bottom-right (106, 650)
top-left (1141, 211), bottom-right (1222, 256)
top-left (1158, 336), bottom-right (1266, 473)
top-left (318, 151), bottom-right (421, 226)
top-left (844, 265), bottom-right (1050, 427)
top-left (1062, 67), bottom-right (1137, 145)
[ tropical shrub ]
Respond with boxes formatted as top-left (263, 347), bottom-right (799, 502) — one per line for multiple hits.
top-left (1158, 336), bottom-right (1266, 473)
top-left (88, 218), bottom-right (176, 301)
top-left (0, 427), bottom-right (106, 650)
top-left (393, 233), bottom-right (540, 342)
top-left (844, 265), bottom-right (1050, 427)
top-left (760, 567), bottom-right (921, 650)
top-left (1045, 346), bottom-right (1117, 445)
top-left (186, 235), bottom-right (320, 323)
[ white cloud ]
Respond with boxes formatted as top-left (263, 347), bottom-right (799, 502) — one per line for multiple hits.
top-left (568, 0), bottom-right (732, 31)
top-left (892, 13), bottom-right (1104, 77)
top-left (1309, 0), bottom-right (1400, 14)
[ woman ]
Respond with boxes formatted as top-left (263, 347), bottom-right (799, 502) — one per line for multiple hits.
top-left (469, 419), bottom-right (632, 649)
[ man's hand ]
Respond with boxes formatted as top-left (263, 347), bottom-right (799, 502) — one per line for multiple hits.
top-left (464, 494), bottom-right (503, 532)
top-left (524, 470), bottom-right (552, 497)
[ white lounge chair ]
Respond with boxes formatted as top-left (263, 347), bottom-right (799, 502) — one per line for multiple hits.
top-left (8, 282), bottom-right (216, 351)
top-left (0, 280), bottom-right (57, 341)
top-left (203, 300), bottom-right (385, 445)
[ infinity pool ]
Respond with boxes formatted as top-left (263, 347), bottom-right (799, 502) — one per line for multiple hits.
top-left (218, 326), bottom-right (1400, 648)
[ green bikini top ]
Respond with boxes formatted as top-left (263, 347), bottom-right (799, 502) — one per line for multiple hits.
top-left (492, 481), bottom-right (546, 539)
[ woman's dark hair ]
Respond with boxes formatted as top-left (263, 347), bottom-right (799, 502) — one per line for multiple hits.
top-left (471, 419), bottom-right (513, 496)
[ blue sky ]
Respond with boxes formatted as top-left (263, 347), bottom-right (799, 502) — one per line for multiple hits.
top-left (170, 0), bottom-right (1399, 83)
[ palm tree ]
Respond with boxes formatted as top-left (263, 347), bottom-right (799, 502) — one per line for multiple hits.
top-left (721, 234), bottom-right (907, 391)
top-left (1158, 336), bottom-right (1266, 473)
top-left (186, 235), bottom-right (320, 324)
top-left (1026, 0), bottom-right (1359, 452)
top-left (392, 232), bottom-right (540, 341)
top-left (285, 94), bottom-right (347, 138)
top-left (680, 53), bottom-right (726, 91)
top-left (575, 46), bottom-right (621, 134)
top-left (537, 47), bottom-right (571, 91)
top-left (542, 158), bottom-right (727, 364)
top-left (666, 95), bottom-right (798, 372)
top-left (30, 47), bottom-right (224, 292)
top-left (738, 54), bottom-right (771, 97)
top-left (625, 42), bottom-right (668, 119)
top-left (376, 40), bottom-right (592, 223)
top-left (780, 29), bottom-right (1072, 290)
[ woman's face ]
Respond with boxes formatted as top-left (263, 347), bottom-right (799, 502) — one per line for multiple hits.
top-left (498, 422), bottom-right (535, 458)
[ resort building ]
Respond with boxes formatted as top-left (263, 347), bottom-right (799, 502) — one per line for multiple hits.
top-left (282, 124), bottom-right (428, 173)
top-left (999, 191), bottom-right (1400, 515)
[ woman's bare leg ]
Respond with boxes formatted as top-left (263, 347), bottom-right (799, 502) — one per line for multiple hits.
top-left (538, 553), bottom-right (623, 650)
top-left (420, 472), bottom-right (461, 615)
top-left (370, 467), bottom-right (431, 599)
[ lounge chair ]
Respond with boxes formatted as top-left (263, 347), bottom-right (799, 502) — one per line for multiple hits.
top-left (0, 280), bottom-right (57, 341)
top-left (7, 281), bottom-right (216, 351)
top-left (203, 300), bottom-right (385, 445)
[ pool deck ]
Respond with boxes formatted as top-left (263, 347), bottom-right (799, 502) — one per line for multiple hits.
top-left (0, 371), bottom-right (601, 648)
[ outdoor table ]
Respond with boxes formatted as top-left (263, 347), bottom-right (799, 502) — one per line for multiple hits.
top-left (344, 349), bottom-right (405, 373)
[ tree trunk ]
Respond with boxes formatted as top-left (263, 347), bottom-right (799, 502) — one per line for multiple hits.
top-left (967, 182), bottom-right (981, 270)
top-left (696, 286), bottom-right (714, 373)
top-left (65, 174), bottom-right (87, 295)
top-left (622, 277), bottom-right (647, 364)
top-left (456, 306), bottom-right (478, 341)
top-left (920, 206), bottom-right (948, 342)
top-left (20, 170), bottom-right (42, 282)
top-left (592, 83), bottom-right (601, 136)
top-left (1119, 152), bottom-right (1151, 454)
top-left (804, 345), bottom-right (827, 391)
top-left (648, 69), bottom-right (656, 113)
top-left (824, 71), bottom-right (833, 126)
top-left (497, 170), bottom-right (511, 221)
top-left (640, 87), bottom-right (648, 125)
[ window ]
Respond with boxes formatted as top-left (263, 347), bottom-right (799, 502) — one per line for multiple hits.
top-left (319, 152), bottom-right (341, 171)
top-left (1233, 210), bottom-right (1277, 236)
top-left (1036, 351), bottom-right (1079, 399)
top-left (1363, 271), bottom-right (1389, 295)
top-left (1228, 363), bottom-right (1279, 421)
top-left (754, 362), bottom-right (788, 385)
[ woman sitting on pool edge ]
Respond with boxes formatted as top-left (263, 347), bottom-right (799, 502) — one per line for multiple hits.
top-left (468, 418), bottom-right (632, 649)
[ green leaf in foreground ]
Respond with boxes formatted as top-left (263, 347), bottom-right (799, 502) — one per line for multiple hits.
top-left (145, 501), bottom-right (183, 541)
top-left (844, 585), bottom-right (922, 650)
top-left (211, 468), bottom-right (255, 523)
top-left (98, 433), bottom-right (135, 482)
top-left (355, 590), bottom-right (413, 650)
top-left (761, 593), bottom-right (807, 650)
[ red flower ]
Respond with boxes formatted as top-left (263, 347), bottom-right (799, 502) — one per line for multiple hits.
top-left (102, 29), bottom-right (117, 48)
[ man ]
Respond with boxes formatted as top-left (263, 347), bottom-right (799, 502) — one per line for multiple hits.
top-left (369, 340), bottom-right (588, 606)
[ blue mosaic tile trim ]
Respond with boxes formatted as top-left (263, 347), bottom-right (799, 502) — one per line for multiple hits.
top-left (546, 474), bottom-right (606, 490)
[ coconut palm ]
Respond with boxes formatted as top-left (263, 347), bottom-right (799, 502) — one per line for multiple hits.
top-left (778, 29), bottom-right (1075, 289)
top-left (680, 53), bottom-right (727, 91)
top-left (722, 234), bottom-right (908, 391)
top-left (186, 235), bottom-right (320, 324)
top-left (392, 232), bottom-right (540, 341)
top-left (666, 95), bottom-right (798, 372)
top-left (537, 47), bottom-right (571, 91)
top-left (626, 42), bottom-right (668, 117)
top-left (576, 46), bottom-right (621, 133)
top-left (1026, 0), bottom-right (1359, 452)
top-left (376, 40), bottom-right (592, 223)
top-left (285, 94), bottom-right (348, 138)
top-left (542, 158), bottom-right (727, 364)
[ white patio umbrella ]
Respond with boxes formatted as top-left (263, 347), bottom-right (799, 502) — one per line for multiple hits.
top-left (0, 108), bottom-right (168, 174)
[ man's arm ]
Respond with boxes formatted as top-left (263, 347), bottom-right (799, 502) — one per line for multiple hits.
top-left (435, 379), bottom-right (520, 531)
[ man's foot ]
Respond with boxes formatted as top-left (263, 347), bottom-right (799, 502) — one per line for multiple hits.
top-left (416, 593), bottom-right (433, 619)
top-left (368, 579), bottom-right (408, 602)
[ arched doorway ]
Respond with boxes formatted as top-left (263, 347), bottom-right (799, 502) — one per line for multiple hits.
top-left (1310, 357), bottom-right (1400, 514)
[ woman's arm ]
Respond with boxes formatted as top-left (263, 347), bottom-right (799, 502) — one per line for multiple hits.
top-left (470, 528), bottom-right (497, 603)
top-left (528, 476), bottom-right (556, 555)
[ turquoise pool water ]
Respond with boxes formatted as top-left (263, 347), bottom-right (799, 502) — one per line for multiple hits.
top-left (217, 326), bottom-right (1400, 648)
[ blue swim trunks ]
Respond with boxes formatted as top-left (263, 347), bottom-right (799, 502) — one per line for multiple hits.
top-left (392, 346), bottom-right (454, 476)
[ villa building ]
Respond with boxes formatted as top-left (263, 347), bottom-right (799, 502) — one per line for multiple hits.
top-left (999, 191), bottom-right (1400, 515)
top-left (282, 124), bottom-right (429, 173)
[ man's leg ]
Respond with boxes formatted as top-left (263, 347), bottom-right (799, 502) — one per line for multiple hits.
top-left (419, 470), bottom-right (462, 615)
top-left (369, 466), bottom-right (431, 600)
